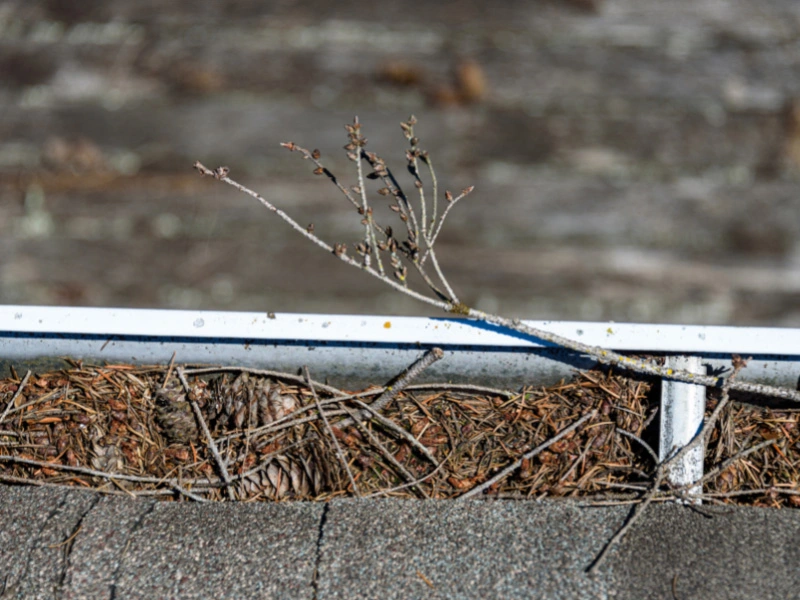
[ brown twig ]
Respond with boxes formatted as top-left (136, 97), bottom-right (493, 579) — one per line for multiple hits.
top-left (339, 347), bottom-right (445, 427)
top-left (304, 366), bottom-right (360, 497)
top-left (0, 473), bottom-right (135, 495)
top-left (162, 351), bottom-right (177, 388)
top-left (405, 382), bottom-right (513, 398)
top-left (664, 438), bottom-right (774, 498)
top-left (340, 404), bottom-right (428, 498)
top-left (0, 454), bottom-right (185, 485)
top-left (587, 466), bottom-right (664, 575)
top-left (184, 366), bottom-right (347, 397)
top-left (350, 398), bottom-right (439, 467)
top-left (172, 484), bottom-right (210, 503)
top-left (615, 428), bottom-right (659, 465)
top-left (0, 370), bottom-right (30, 426)
top-left (364, 451), bottom-right (451, 499)
top-left (176, 368), bottom-right (235, 500)
top-left (459, 409), bottom-right (597, 500)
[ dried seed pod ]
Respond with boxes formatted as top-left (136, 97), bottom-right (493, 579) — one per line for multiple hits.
top-left (311, 149), bottom-right (321, 159)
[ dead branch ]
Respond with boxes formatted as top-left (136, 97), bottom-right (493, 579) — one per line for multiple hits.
top-left (339, 347), bottom-right (444, 428)
top-left (194, 117), bottom-right (800, 404)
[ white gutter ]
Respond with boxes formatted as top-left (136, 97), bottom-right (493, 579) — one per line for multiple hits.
top-left (2, 304), bottom-right (799, 502)
top-left (2, 305), bottom-right (799, 387)
top-left (2, 305), bottom-right (799, 354)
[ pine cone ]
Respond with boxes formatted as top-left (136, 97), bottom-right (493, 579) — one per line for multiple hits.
top-left (210, 373), bottom-right (296, 430)
top-left (155, 383), bottom-right (199, 444)
top-left (239, 454), bottom-right (321, 499)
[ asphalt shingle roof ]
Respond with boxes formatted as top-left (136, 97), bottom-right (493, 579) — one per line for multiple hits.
top-left (1, 486), bottom-right (798, 599)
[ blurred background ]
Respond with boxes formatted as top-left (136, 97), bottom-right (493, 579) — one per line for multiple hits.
top-left (1, 0), bottom-right (800, 325)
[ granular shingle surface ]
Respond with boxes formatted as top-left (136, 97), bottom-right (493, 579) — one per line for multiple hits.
top-left (318, 499), bottom-right (621, 599)
top-left (610, 502), bottom-right (800, 600)
top-left (0, 487), bottom-right (98, 599)
top-left (95, 500), bottom-right (321, 599)
top-left (61, 495), bottom-right (166, 599)
top-left (3, 487), bottom-right (800, 599)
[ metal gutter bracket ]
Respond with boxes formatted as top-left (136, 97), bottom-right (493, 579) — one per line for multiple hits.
top-left (659, 355), bottom-right (706, 503)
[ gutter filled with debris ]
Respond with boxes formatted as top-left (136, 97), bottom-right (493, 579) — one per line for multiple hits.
top-left (1, 305), bottom-right (800, 506)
